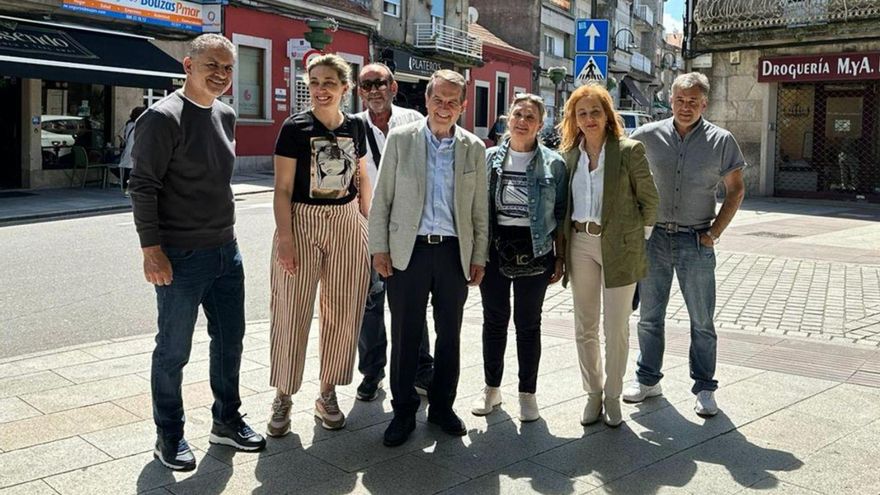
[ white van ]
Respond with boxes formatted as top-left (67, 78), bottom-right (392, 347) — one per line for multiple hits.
top-left (618, 111), bottom-right (654, 136)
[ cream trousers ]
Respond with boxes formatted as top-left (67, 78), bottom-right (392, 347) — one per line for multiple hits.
top-left (569, 232), bottom-right (636, 399)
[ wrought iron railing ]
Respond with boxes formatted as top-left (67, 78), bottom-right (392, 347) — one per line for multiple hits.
top-left (414, 23), bottom-right (483, 59)
top-left (694, 0), bottom-right (880, 33)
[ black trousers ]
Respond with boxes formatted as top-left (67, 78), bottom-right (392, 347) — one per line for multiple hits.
top-left (386, 239), bottom-right (468, 416)
top-left (358, 267), bottom-right (434, 384)
top-left (479, 245), bottom-right (552, 394)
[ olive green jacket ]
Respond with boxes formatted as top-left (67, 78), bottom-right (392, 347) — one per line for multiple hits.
top-left (562, 137), bottom-right (659, 289)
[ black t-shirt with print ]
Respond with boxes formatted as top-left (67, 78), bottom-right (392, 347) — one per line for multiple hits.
top-left (274, 111), bottom-right (367, 205)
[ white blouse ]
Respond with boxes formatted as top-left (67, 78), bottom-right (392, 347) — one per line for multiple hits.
top-left (571, 140), bottom-right (605, 224)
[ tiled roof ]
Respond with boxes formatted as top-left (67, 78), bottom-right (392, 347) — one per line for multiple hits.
top-left (468, 23), bottom-right (536, 58)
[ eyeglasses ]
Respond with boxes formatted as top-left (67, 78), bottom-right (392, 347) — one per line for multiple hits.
top-left (359, 79), bottom-right (389, 91)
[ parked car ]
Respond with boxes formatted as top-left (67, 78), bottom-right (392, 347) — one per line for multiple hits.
top-left (40, 115), bottom-right (84, 158)
top-left (618, 110), bottom-right (654, 136)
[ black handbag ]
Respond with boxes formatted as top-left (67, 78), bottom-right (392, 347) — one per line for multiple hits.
top-left (493, 228), bottom-right (551, 279)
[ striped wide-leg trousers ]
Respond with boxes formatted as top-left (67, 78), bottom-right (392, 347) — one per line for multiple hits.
top-left (269, 201), bottom-right (370, 395)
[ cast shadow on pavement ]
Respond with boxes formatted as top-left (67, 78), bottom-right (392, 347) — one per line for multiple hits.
top-left (596, 399), bottom-right (805, 493)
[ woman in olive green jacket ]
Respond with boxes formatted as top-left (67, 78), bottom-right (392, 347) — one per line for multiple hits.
top-left (559, 84), bottom-right (659, 427)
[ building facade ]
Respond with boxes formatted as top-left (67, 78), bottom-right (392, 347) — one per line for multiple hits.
top-left (593, 0), bottom-right (667, 113)
top-left (222, 1), bottom-right (377, 171)
top-left (374, 0), bottom-right (481, 115)
top-left (0, 0), bottom-right (200, 189)
top-left (467, 0), bottom-right (577, 129)
top-left (686, 0), bottom-right (880, 201)
top-left (465, 22), bottom-right (537, 141)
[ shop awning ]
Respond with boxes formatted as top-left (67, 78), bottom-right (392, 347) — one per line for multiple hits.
top-left (622, 77), bottom-right (651, 107)
top-left (0, 17), bottom-right (184, 90)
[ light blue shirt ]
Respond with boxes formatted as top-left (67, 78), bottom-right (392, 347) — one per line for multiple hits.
top-left (418, 126), bottom-right (457, 236)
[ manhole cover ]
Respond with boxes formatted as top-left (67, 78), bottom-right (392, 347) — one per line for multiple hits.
top-left (745, 231), bottom-right (800, 239)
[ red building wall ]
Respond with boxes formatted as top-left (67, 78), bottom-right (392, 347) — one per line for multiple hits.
top-left (465, 45), bottom-right (535, 140)
top-left (224, 6), bottom-right (371, 157)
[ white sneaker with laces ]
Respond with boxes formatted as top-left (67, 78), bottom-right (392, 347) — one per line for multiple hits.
top-left (622, 380), bottom-right (663, 403)
top-left (694, 390), bottom-right (718, 417)
top-left (471, 386), bottom-right (502, 416)
top-left (518, 393), bottom-right (540, 422)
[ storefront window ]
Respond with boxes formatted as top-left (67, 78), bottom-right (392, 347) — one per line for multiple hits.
top-left (238, 46), bottom-right (265, 119)
top-left (40, 81), bottom-right (110, 169)
top-left (775, 82), bottom-right (879, 199)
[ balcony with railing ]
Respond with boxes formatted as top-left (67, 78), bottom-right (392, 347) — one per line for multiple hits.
top-left (631, 51), bottom-right (653, 75)
top-left (694, 0), bottom-right (880, 34)
top-left (633, 2), bottom-right (655, 29)
top-left (415, 23), bottom-right (483, 60)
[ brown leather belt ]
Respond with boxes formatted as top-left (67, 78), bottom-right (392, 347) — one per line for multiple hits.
top-left (573, 221), bottom-right (602, 236)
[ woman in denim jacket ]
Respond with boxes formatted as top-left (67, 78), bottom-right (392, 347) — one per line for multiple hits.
top-left (471, 94), bottom-right (568, 422)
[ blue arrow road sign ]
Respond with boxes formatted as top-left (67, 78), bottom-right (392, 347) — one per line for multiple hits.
top-left (575, 54), bottom-right (609, 81)
top-left (575, 19), bottom-right (609, 53)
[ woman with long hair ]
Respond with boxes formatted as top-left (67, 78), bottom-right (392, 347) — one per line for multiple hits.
top-left (267, 54), bottom-right (371, 435)
top-left (558, 84), bottom-right (658, 427)
top-left (471, 93), bottom-right (567, 422)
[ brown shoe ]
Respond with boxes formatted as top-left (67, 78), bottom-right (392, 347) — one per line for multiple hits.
top-left (315, 391), bottom-right (346, 430)
top-left (267, 395), bottom-right (292, 437)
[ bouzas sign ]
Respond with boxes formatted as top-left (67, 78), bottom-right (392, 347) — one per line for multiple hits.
top-left (758, 51), bottom-right (880, 83)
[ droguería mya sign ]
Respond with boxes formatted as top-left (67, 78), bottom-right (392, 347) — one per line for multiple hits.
top-left (62, 0), bottom-right (221, 33)
top-left (758, 51), bottom-right (880, 83)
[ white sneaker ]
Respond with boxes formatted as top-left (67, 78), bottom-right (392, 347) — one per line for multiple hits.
top-left (694, 391), bottom-right (718, 417)
top-left (471, 386), bottom-right (502, 416)
top-left (622, 380), bottom-right (663, 403)
top-left (518, 393), bottom-right (540, 422)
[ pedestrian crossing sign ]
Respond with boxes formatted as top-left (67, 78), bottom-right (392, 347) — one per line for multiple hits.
top-left (575, 54), bottom-right (608, 81)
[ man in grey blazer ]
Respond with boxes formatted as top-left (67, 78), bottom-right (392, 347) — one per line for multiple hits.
top-left (369, 69), bottom-right (489, 447)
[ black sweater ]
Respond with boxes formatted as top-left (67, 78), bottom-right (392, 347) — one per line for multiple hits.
top-left (129, 91), bottom-right (237, 249)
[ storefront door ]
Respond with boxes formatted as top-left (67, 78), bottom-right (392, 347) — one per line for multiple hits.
top-left (0, 77), bottom-right (22, 188)
top-left (775, 82), bottom-right (879, 201)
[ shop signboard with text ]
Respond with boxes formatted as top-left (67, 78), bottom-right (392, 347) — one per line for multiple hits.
top-left (758, 51), bottom-right (880, 83)
top-left (62, 0), bottom-right (222, 33)
top-left (388, 49), bottom-right (453, 78)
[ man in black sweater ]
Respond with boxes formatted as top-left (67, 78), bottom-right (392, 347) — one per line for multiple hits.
top-left (130, 33), bottom-right (265, 472)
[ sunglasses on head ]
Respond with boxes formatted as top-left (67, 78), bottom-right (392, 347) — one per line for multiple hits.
top-left (359, 79), bottom-right (389, 91)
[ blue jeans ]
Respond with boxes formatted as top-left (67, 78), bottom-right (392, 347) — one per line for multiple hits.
top-left (636, 228), bottom-right (718, 394)
top-left (152, 240), bottom-right (245, 442)
top-left (358, 267), bottom-right (434, 384)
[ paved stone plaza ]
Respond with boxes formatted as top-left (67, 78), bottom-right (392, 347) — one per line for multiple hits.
top-left (1, 196), bottom-right (879, 493)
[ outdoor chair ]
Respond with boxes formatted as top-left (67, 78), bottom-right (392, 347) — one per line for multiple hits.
top-left (70, 145), bottom-right (109, 189)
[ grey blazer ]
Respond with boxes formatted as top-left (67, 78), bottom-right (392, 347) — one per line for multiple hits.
top-left (368, 119), bottom-right (489, 278)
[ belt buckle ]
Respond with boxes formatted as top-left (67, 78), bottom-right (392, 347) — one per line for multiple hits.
top-left (587, 222), bottom-right (602, 237)
top-left (662, 222), bottom-right (678, 234)
top-left (426, 234), bottom-right (442, 244)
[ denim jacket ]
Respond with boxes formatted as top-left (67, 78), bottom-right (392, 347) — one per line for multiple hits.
top-left (486, 138), bottom-right (569, 257)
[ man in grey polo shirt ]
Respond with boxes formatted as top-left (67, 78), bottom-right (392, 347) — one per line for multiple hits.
top-left (624, 72), bottom-right (746, 417)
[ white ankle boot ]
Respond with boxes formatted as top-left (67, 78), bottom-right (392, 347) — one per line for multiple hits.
top-left (518, 393), bottom-right (540, 422)
top-left (471, 386), bottom-right (502, 416)
top-left (581, 392), bottom-right (603, 425)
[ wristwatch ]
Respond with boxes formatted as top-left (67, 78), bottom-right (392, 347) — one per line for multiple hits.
top-left (706, 230), bottom-right (720, 244)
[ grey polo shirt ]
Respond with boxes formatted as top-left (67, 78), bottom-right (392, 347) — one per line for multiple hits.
top-left (630, 117), bottom-right (746, 227)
